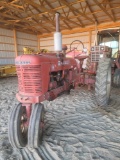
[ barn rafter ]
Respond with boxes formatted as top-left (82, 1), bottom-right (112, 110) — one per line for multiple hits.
top-left (0, 0), bottom-right (119, 35)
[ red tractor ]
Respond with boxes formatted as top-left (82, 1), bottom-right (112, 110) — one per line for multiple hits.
top-left (8, 13), bottom-right (112, 149)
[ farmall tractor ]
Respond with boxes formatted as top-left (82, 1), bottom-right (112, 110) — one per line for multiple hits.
top-left (8, 13), bottom-right (112, 149)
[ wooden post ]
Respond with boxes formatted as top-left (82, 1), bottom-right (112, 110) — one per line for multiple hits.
top-left (13, 29), bottom-right (18, 57)
top-left (88, 31), bottom-right (92, 52)
top-left (118, 28), bottom-right (120, 51)
top-left (38, 36), bottom-right (40, 51)
top-left (94, 21), bottom-right (98, 45)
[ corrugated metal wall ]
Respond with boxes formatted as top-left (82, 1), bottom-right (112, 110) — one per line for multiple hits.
top-left (0, 28), bottom-right (15, 65)
top-left (0, 28), bottom-right (38, 65)
top-left (17, 32), bottom-right (38, 56)
top-left (40, 31), bottom-right (95, 52)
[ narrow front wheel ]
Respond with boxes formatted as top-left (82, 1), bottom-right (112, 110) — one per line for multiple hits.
top-left (8, 103), bottom-right (28, 148)
top-left (28, 103), bottom-right (44, 148)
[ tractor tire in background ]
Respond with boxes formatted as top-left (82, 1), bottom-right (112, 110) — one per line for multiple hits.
top-left (95, 58), bottom-right (111, 107)
top-left (112, 68), bottom-right (120, 87)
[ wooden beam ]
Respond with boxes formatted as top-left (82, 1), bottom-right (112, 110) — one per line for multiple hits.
top-left (0, 0), bottom-right (119, 35)
top-left (44, 0), bottom-right (72, 29)
top-left (0, 19), bottom-right (41, 34)
top-left (60, 0), bottom-right (94, 24)
top-left (44, 0), bottom-right (71, 29)
top-left (88, 31), bottom-right (92, 52)
top-left (107, 0), bottom-right (116, 21)
top-left (0, 1), bottom-right (24, 12)
top-left (24, 0), bottom-right (84, 28)
top-left (22, 4), bottom-right (120, 27)
top-left (38, 21), bottom-right (120, 38)
top-left (86, 0), bottom-right (98, 23)
top-left (118, 28), bottom-right (120, 51)
top-left (22, 0), bottom-right (85, 18)
top-left (93, 0), bottom-right (115, 22)
top-left (38, 36), bottom-right (40, 50)
top-left (0, 3), bottom-right (53, 32)
top-left (28, 1), bottom-right (56, 29)
top-left (13, 29), bottom-right (18, 57)
top-left (2, 0), bottom-right (118, 32)
top-left (59, 0), bottom-right (84, 27)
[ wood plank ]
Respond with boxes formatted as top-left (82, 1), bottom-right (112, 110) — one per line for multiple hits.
top-left (17, 44), bottom-right (37, 48)
top-left (16, 37), bottom-right (37, 42)
top-left (0, 57), bottom-right (15, 59)
top-left (0, 35), bottom-right (14, 38)
top-left (38, 37), bottom-right (40, 50)
top-left (0, 42), bottom-right (14, 45)
top-left (13, 29), bottom-right (18, 57)
top-left (0, 50), bottom-right (15, 52)
top-left (88, 31), bottom-right (92, 52)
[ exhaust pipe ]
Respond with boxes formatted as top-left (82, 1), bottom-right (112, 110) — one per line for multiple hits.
top-left (54, 12), bottom-right (62, 52)
top-left (56, 12), bottom-right (60, 32)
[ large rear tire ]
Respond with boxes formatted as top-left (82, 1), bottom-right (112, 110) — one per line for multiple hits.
top-left (112, 68), bottom-right (120, 87)
top-left (8, 103), bottom-right (28, 148)
top-left (28, 103), bottom-right (44, 148)
top-left (95, 58), bottom-right (111, 106)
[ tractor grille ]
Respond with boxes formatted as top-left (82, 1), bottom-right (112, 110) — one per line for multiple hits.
top-left (16, 65), bottom-right (42, 94)
top-left (91, 52), bottom-right (101, 62)
top-left (90, 45), bottom-right (111, 62)
top-left (91, 46), bottom-right (109, 52)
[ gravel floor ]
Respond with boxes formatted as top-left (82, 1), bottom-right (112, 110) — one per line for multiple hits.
top-left (0, 77), bottom-right (120, 160)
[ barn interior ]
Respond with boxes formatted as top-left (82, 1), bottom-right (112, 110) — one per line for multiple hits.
top-left (0, 0), bottom-right (120, 160)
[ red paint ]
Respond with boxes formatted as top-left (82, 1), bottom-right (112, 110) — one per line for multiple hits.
top-left (15, 46), bottom-right (112, 126)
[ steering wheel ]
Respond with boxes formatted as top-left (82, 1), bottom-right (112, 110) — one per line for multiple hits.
top-left (70, 40), bottom-right (84, 51)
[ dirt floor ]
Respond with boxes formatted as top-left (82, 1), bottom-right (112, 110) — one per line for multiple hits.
top-left (0, 77), bottom-right (120, 160)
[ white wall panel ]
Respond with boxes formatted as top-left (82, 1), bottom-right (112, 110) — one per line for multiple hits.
top-left (0, 28), bottom-right (13, 36)
top-left (0, 28), bottom-right (38, 64)
top-left (17, 39), bottom-right (37, 46)
top-left (17, 31), bottom-right (38, 55)
top-left (0, 44), bottom-right (14, 51)
top-left (17, 32), bottom-right (37, 40)
top-left (0, 36), bottom-right (14, 43)
top-left (40, 31), bottom-right (89, 52)
top-left (0, 28), bottom-right (15, 65)
top-left (0, 51), bottom-right (15, 57)
top-left (0, 59), bottom-right (15, 65)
